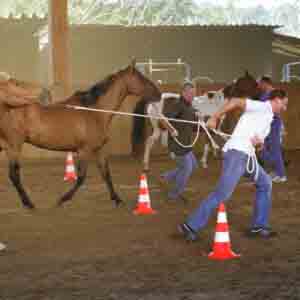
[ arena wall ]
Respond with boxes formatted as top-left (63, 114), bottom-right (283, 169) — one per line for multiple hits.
top-left (0, 17), bottom-right (299, 159)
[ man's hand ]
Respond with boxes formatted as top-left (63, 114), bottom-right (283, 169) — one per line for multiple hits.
top-left (251, 135), bottom-right (264, 151)
top-left (170, 129), bottom-right (179, 137)
top-left (195, 111), bottom-right (203, 119)
top-left (206, 116), bottom-right (218, 130)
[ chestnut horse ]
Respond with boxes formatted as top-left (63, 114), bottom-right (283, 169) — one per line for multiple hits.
top-left (0, 61), bottom-right (161, 209)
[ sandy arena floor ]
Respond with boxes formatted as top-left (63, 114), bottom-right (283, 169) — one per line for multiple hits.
top-left (0, 150), bottom-right (299, 300)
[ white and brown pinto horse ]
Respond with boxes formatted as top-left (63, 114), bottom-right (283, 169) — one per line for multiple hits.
top-left (131, 71), bottom-right (262, 172)
top-left (131, 90), bottom-right (226, 171)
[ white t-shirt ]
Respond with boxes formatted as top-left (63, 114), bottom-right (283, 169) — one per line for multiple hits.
top-left (223, 99), bottom-right (274, 155)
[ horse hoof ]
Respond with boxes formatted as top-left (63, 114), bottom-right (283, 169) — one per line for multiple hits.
top-left (114, 199), bottom-right (123, 207)
top-left (56, 199), bottom-right (65, 208)
top-left (25, 203), bottom-right (35, 210)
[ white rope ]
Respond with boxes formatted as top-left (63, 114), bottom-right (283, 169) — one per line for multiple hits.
top-left (157, 111), bottom-right (203, 149)
top-left (246, 148), bottom-right (259, 181)
top-left (150, 103), bottom-right (208, 149)
top-left (65, 104), bottom-right (226, 149)
top-left (66, 104), bottom-right (260, 178)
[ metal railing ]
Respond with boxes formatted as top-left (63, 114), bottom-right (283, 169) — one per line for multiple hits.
top-left (281, 62), bottom-right (300, 82)
top-left (137, 58), bottom-right (191, 83)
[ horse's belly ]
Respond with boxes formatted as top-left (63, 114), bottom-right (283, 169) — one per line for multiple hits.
top-left (27, 133), bottom-right (78, 151)
top-left (25, 110), bottom-right (86, 151)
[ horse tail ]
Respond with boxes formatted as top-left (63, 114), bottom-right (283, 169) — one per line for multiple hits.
top-left (131, 98), bottom-right (148, 157)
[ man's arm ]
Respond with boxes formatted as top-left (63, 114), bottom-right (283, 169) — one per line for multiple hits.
top-left (159, 99), bottom-right (182, 136)
top-left (207, 98), bottom-right (246, 129)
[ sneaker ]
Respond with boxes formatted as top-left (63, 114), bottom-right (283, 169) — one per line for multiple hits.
top-left (272, 176), bottom-right (287, 183)
top-left (246, 227), bottom-right (278, 239)
top-left (0, 242), bottom-right (6, 251)
top-left (178, 223), bottom-right (198, 242)
top-left (268, 171), bottom-right (276, 179)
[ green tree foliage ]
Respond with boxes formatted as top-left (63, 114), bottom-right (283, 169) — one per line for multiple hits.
top-left (0, 0), bottom-right (299, 37)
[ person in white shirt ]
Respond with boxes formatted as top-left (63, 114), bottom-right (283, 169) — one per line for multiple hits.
top-left (178, 89), bottom-right (288, 240)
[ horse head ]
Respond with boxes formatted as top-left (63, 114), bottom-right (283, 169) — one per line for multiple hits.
top-left (121, 59), bottom-right (161, 103)
top-left (224, 71), bottom-right (260, 100)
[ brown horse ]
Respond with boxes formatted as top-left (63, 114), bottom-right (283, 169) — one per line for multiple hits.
top-left (0, 60), bottom-right (161, 209)
top-left (221, 70), bottom-right (261, 132)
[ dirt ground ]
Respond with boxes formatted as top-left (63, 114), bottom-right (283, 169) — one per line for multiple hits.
top-left (0, 150), bottom-right (299, 300)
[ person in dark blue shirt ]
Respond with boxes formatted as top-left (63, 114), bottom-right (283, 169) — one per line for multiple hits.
top-left (258, 76), bottom-right (287, 183)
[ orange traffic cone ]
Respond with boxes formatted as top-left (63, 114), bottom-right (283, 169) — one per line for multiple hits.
top-left (133, 173), bottom-right (156, 215)
top-left (64, 152), bottom-right (77, 182)
top-left (208, 203), bottom-right (240, 260)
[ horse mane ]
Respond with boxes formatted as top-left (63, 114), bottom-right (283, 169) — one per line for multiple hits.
top-left (68, 64), bottom-right (160, 107)
top-left (132, 67), bottom-right (161, 100)
top-left (223, 70), bottom-right (260, 99)
top-left (74, 74), bottom-right (116, 107)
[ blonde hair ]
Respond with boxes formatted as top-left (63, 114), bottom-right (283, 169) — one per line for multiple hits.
top-left (0, 72), bottom-right (11, 81)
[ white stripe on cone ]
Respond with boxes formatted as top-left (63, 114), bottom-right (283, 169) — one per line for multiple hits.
top-left (138, 194), bottom-right (150, 203)
top-left (217, 212), bottom-right (227, 223)
top-left (66, 165), bottom-right (75, 172)
top-left (140, 180), bottom-right (148, 189)
top-left (215, 232), bottom-right (230, 243)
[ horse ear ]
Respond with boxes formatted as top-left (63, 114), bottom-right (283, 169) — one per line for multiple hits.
top-left (245, 70), bottom-right (251, 78)
top-left (130, 58), bottom-right (136, 73)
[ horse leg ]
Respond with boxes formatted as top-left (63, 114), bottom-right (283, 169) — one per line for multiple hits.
top-left (8, 159), bottom-right (35, 209)
top-left (143, 127), bottom-right (161, 172)
top-left (57, 152), bottom-right (88, 206)
top-left (201, 143), bottom-right (210, 169)
top-left (96, 154), bottom-right (122, 207)
top-left (212, 145), bottom-right (218, 158)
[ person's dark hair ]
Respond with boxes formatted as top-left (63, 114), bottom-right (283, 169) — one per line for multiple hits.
top-left (182, 80), bottom-right (194, 90)
top-left (260, 76), bottom-right (273, 85)
top-left (269, 89), bottom-right (287, 100)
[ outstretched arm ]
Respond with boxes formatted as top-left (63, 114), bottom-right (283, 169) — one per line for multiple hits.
top-left (159, 98), bottom-right (182, 136)
top-left (207, 98), bottom-right (246, 129)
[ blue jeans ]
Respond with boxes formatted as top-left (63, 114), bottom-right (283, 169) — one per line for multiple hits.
top-left (162, 151), bottom-right (198, 200)
top-left (261, 116), bottom-right (286, 177)
top-left (186, 149), bottom-right (272, 231)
